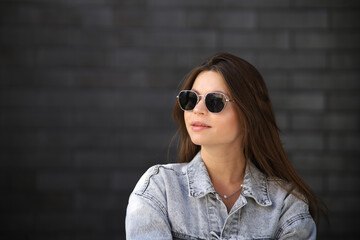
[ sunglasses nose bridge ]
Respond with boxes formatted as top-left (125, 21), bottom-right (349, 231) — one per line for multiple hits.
top-left (192, 94), bottom-right (207, 112)
top-left (197, 94), bottom-right (205, 103)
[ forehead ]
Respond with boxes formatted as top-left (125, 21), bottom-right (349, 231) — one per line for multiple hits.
top-left (191, 71), bottom-right (230, 95)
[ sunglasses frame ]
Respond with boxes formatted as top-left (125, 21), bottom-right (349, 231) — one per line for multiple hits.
top-left (177, 90), bottom-right (234, 114)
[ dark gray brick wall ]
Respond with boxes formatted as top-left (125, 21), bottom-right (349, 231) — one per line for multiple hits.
top-left (1, 0), bottom-right (359, 239)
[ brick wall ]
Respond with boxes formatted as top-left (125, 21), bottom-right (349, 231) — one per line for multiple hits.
top-left (1, 0), bottom-right (359, 239)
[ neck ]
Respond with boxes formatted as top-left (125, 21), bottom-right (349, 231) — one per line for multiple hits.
top-left (200, 145), bottom-right (246, 185)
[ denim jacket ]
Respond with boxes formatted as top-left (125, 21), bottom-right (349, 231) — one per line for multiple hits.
top-left (126, 152), bottom-right (316, 240)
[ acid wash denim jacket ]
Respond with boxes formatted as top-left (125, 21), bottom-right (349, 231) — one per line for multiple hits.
top-left (126, 152), bottom-right (316, 240)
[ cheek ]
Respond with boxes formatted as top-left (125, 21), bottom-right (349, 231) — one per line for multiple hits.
top-left (184, 112), bottom-right (189, 125)
top-left (184, 112), bottom-right (191, 130)
top-left (216, 112), bottom-right (242, 138)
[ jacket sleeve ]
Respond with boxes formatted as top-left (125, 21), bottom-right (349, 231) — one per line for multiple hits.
top-left (275, 190), bottom-right (317, 240)
top-left (125, 167), bottom-right (172, 240)
top-left (277, 213), bottom-right (316, 240)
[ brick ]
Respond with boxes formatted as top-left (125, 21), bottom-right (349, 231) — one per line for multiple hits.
top-left (117, 9), bottom-right (256, 29)
top-left (111, 171), bottom-right (144, 191)
top-left (0, 26), bottom-right (122, 48)
top-left (115, 29), bottom-right (147, 48)
top-left (292, 113), bottom-right (360, 130)
top-left (217, 10), bottom-right (256, 29)
top-left (30, 67), bottom-right (179, 90)
top-left (36, 48), bottom-right (109, 67)
top-left (108, 49), bottom-right (152, 68)
top-left (292, 72), bottom-right (360, 90)
top-left (0, 68), bottom-right (150, 89)
top-left (274, 111), bottom-right (289, 130)
top-left (144, 30), bottom-right (217, 49)
top-left (327, 173), bottom-right (360, 193)
top-left (148, 0), bottom-right (216, 7)
top-left (0, 129), bottom-right (172, 150)
top-left (63, 0), bottom-right (146, 6)
top-left (144, 51), bottom-right (215, 69)
top-left (34, 212), bottom-right (102, 231)
top-left (73, 150), bottom-right (165, 169)
top-left (118, 131), bottom-right (174, 149)
top-left (1, 193), bottom-right (73, 211)
top-left (38, 6), bottom-right (113, 26)
top-left (0, 89), bottom-right (175, 109)
top-left (295, 32), bottom-right (360, 49)
top-left (104, 212), bottom-right (126, 232)
top-left (0, 109), bottom-right (72, 128)
top-left (75, 192), bottom-right (129, 210)
top-left (324, 195), bottom-right (360, 214)
top-left (151, 0), bottom-right (290, 7)
top-left (330, 53), bottom-right (360, 69)
top-left (181, 10), bottom-right (217, 28)
top-left (36, 171), bottom-right (141, 191)
top-left (262, 72), bottom-right (290, 90)
top-left (10, 172), bottom-right (37, 191)
top-left (74, 151), bottom-right (120, 168)
top-left (328, 93), bottom-right (360, 110)
top-left (298, 173), bottom-right (324, 193)
top-left (328, 134), bottom-right (360, 151)
top-left (294, 0), bottom-right (360, 7)
top-left (0, 213), bottom-right (35, 231)
top-left (76, 7), bottom-right (113, 26)
top-left (0, 151), bottom-right (73, 168)
top-left (0, 68), bottom-right (73, 88)
top-left (36, 172), bottom-right (110, 191)
top-left (331, 11), bottom-right (360, 29)
top-left (0, 47), bottom-right (35, 66)
top-left (113, 8), bottom-right (148, 27)
top-left (1, 4), bottom-right (114, 27)
top-left (0, 130), bottom-right (120, 149)
top-left (222, 32), bottom-right (289, 49)
top-left (291, 153), bottom-right (346, 172)
top-left (70, 69), bottom-right (151, 88)
top-left (258, 10), bottom-right (328, 29)
top-left (0, 173), bottom-right (10, 191)
top-left (148, 69), bottom-right (187, 89)
top-left (280, 133), bottom-right (324, 151)
top-left (271, 92), bottom-right (325, 110)
top-left (0, 4), bottom-right (40, 24)
top-left (329, 216), bottom-right (360, 234)
top-left (342, 155), bottom-right (360, 173)
top-left (222, 0), bottom-right (290, 7)
top-left (0, 109), bottom-right (175, 129)
top-left (146, 9), bottom-right (185, 28)
top-left (258, 53), bottom-right (327, 69)
top-left (32, 233), bottom-right (124, 240)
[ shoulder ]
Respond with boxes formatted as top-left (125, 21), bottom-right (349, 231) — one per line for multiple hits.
top-left (266, 179), bottom-right (316, 238)
top-left (132, 162), bottom-right (188, 195)
top-left (128, 162), bottom-right (189, 218)
top-left (267, 178), bottom-right (310, 213)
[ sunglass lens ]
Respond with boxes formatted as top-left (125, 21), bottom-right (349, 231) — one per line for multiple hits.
top-left (206, 93), bottom-right (225, 113)
top-left (179, 91), bottom-right (198, 111)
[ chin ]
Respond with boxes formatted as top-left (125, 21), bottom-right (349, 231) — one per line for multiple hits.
top-left (189, 136), bottom-right (212, 146)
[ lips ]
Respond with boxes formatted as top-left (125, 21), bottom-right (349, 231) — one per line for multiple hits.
top-left (190, 121), bottom-right (211, 132)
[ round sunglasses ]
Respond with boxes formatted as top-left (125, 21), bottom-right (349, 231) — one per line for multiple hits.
top-left (177, 90), bottom-right (234, 113)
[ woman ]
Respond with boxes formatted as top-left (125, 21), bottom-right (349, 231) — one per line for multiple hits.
top-left (126, 53), bottom-right (323, 239)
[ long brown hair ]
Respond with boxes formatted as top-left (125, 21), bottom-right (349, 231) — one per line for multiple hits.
top-left (172, 52), bottom-right (325, 223)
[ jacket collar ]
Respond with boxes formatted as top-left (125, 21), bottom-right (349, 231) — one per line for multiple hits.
top-left (187, 152), bottom-right (272, 207)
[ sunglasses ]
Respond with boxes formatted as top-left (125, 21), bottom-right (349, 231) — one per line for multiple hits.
top-left (177, 90), bottom-right (234, 113)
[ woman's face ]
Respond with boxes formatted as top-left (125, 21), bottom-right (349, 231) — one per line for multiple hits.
top-left (184, 71), bottom-right (243, 148)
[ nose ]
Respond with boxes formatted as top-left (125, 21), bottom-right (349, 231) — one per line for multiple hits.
top-left (192, 95), bottom-right (207, 114)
